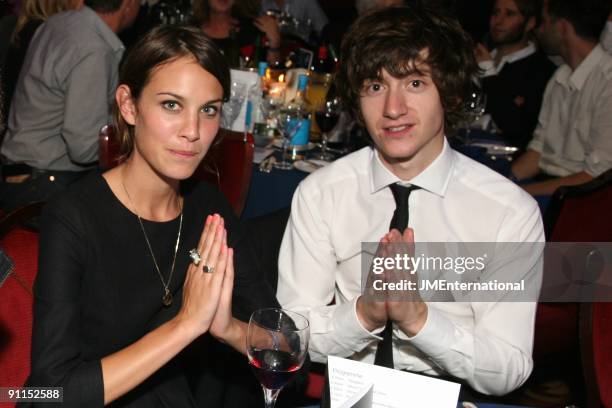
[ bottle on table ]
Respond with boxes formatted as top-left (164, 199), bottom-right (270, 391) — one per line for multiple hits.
top-left (279, 74), bottom-right (311, 146)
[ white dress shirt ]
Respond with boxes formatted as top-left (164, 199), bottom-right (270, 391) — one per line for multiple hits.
top-left (277, 139), bottom-right (544, 395)
top-left (601, 21), bottom-right (612, 53)
top-left (528, 45), bottom-right (612, 177)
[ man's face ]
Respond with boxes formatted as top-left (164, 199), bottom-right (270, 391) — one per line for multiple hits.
top-left (537, 1), bottom-right (562, 55)
top-left (359, 63), bottom-right (445, 176)
top-left (489, 0), bottom-right (530, 46)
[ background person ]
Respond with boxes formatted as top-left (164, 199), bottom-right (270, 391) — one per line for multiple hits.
top-left (511, 0), bottom-right (612, 198)
top-left (1, 0), bottom-right (84, 123)
top-left (193, 0), bottom-right (281, 67)
top-left (0, 0), bottom-right (139, 212)
top-left (475, 0), bottom-right (556, 152)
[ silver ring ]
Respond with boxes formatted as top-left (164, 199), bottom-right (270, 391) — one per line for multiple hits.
top-left (203, 265), bottom-right (214, 274)
top-left (189, 248), bottom-right (202, 266)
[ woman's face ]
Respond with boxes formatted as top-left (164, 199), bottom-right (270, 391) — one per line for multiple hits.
top-left (208, 0), bottom-right (234, 14)
top-left (117, 56), bottom-right (224, 181)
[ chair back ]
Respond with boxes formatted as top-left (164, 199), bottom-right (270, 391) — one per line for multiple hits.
top-left (0, 202), bottom-right (43, 393)
top-left (544, 168), bottom-right (612, 242)
top-left (192, 129), bottom-right (254, 216)
top-left (98, 124), bottom-right (121, 171)
top-left (534, 170), bottom-right (612, 402)
top-left (98, 125), bottom-right (254, 216)
top-left (580, 301), bottom-right (612, 408)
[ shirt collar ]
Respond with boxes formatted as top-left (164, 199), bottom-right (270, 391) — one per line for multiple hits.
top-left (369, 137), bottom-right (454, 197)
top-left (82, 6), bottom-right (124, 53)
top-left (555, 44), bottom-right (605, 91)
top-left (491, 41), bottom-right (536, 65)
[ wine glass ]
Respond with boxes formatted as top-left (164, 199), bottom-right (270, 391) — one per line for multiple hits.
top-left (274, 111), bottom-right (304, 170)
top-left (315, 95), bottom-right (341, 161)
top-left (221, 81), bottom-right (247, 130)
top-left (247, 308), bottom-right (310, 408)
top-left (462, 87), bottom-right (487, 143)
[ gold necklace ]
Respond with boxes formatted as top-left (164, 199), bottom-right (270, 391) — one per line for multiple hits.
top-left (121, 174), bottom-right (183, 307)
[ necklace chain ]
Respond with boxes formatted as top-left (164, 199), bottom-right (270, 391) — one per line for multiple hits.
top-left (121, 173), bottom-right (183, 307)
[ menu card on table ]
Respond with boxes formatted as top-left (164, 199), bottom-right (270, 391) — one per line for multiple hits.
top-left (328, 356), bottom-right (460, 408)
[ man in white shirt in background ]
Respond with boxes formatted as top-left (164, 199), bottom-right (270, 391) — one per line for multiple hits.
top-left (601, 11), bottom-right (612, 52)
top-left (277, 4), bottom-right (543, 397)
top-left (511, 0), bottom-right (612, 196)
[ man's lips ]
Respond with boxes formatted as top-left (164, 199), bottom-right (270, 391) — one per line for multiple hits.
top-left (382, 124), bottom-right (414, 136)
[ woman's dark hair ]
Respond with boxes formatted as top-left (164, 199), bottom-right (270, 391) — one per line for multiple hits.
top-left (113, 25), bottom-right (230, 156)
top-left (336, 4), bottom-right (479, 134)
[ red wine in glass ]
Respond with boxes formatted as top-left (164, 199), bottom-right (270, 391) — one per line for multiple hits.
top-left (315, 111), bottom-right (340, 134)
top-left (248, 349), bottom-right (301, 390)
top-left (247, 308), bottom-right (309, 408)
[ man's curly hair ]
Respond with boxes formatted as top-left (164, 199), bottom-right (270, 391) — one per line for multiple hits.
top-left (336, 4), bottom-right (480, 135)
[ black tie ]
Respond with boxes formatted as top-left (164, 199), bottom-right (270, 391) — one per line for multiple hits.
top-left (373, 183), bottom-right (420, 368)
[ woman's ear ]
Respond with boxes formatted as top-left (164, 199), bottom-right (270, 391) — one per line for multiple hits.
top-left (116, 85), bottom-right (137, 126)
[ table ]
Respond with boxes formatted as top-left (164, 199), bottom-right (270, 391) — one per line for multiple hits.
top-left (242, 163), bottom-right (308, 219)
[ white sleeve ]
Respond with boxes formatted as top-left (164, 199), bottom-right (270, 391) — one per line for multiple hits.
top-left (277, 183), bottom-right (382, 363)
top-left (397, 196), bottom-right (544, 396)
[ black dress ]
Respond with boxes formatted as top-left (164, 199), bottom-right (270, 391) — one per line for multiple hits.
top-left (24, 173), bottom-right (278, 407)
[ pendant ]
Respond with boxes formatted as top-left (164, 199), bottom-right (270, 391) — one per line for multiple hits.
top-left (162, 289), bottom-right (172, 307)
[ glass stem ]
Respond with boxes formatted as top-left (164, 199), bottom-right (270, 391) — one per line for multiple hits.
top-left (262, 387), bottom-right (281, 408)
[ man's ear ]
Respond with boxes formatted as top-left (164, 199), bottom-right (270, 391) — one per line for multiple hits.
top-left (557, 17), bottom-right (573, 39)
top-left (526, 16), bottom-right (536, 33)
top-left (116, 85), bottom-right (136, 126)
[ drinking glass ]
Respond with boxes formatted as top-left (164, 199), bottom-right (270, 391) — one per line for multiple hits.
top-left (274, 111), bottom-right (304, 170)
top-left (462, 88), bottom-right (487, 143)
top-left (221, 81), bottom-right (247, 130)
top-left (247, 308), bottom-right (310, 408)
top-left (315, 95), bottom-right (341, 161)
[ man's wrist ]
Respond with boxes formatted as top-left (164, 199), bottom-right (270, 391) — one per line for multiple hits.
top-left (397, 303), bottom-right (428, 337)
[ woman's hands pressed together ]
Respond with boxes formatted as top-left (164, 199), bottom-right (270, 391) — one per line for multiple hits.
top-left (176, 213), bottom-right (247, 351)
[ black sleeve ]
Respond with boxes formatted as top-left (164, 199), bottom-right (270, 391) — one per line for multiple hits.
top-left (28, 198), bottom-right (104, 407)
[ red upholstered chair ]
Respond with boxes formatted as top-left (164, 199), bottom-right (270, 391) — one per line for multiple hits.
top-left (98, 123), bottom-right (121, 171)
top-left (580, 302), bottom-right (612, 408)
top-left (0, 202), bottom-right (44, 402)
top-left (98, 125), bottom-right (254, 217)
top-left (191, 129), bottom-right (254, 217)
top-left (534, 169), bottom-right (612, 371)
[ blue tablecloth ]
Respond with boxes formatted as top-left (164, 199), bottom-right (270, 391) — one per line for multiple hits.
top-left (242, 163), bottom-right (308, 219)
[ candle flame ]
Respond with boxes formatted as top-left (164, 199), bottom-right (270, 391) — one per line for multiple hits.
top-left (279, 74), bottom-right (285, 82)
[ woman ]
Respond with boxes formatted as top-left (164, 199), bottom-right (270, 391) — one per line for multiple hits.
top-left (1, 0), bottom-right (82, 120)
top-left (27, 25), bottom-right (277, 407)
top-left (193, 0), bottom-right (281, 67)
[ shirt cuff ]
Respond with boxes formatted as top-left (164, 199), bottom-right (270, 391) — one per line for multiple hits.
top-left (527, 138), bottom-right (543, 153)
top-left (333, 297), bottom-right (384, 351)
top-left (395, 304), bottom-right (455, 359)
top-left (478, 60), bottom-right (496, 77)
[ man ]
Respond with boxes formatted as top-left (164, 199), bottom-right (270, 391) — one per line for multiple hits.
top-left (601, 11), bottom-right (611, 52)
top-left (0, 0), bottom-right (139, 211)
top-left (277, 5), bottom-right (543, 397)
top-left (511, 0), bottom-right (612, 196)
top-left (475, 0), bottom-right (556, 152)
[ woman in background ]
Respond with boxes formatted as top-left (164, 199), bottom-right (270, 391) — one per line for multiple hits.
top-left (1, 0), bottom-right (83, 120)
top-left (26, 25), bottom-right (277, 407)
top-left (194, 0), bottom-right (281, 67)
